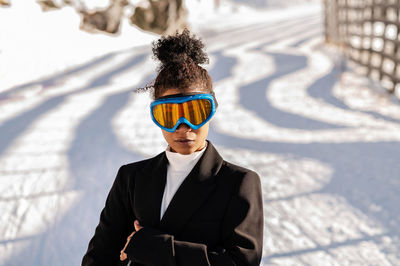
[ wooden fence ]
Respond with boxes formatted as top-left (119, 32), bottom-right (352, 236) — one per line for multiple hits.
top-left (324, 0), bottom-right (400, 97)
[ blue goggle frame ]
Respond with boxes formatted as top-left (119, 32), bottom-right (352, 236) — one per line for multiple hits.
top-left (150, 93), bottom-right (216, 132)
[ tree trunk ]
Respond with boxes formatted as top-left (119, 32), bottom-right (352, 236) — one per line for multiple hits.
top-left (130, 0), bottom-right (188, 35)
top-left (79, 0), bottom-right (128, 34)
top-left (0, 0), bottom-right (11, 7)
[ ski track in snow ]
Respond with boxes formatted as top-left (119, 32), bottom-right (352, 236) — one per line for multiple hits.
top-left (1, 4), bottom-right (400, 266)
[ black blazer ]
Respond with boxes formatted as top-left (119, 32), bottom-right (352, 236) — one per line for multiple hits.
top-left (82, 141), bottom-right (263, 266)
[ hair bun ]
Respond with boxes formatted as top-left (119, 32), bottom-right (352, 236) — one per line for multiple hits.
top-left (152, 29), bottom-right (209, 67)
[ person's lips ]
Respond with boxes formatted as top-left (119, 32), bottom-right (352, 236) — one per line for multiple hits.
top-left (175, 138), bottom-right (194, 143)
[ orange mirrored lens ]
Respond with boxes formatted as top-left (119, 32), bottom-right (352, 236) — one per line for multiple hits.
top-left (152, 99), bottom-right (212, 128)
top-left (152, 103), bottom-right (180, 129)
top-left (182, 99), bottom-right (211, 125)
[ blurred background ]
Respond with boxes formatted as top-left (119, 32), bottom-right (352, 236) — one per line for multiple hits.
top-left (1, 0), bottom-right (400, 265)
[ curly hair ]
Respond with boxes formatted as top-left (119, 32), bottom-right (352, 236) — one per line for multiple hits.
top-left (150, 29), bottom-right (213, 99)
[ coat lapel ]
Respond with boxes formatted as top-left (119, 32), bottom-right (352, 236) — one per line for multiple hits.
top-left (134, 152), bottom-right (168, 228)
top-left (159, 141), bottom-right (223, 236)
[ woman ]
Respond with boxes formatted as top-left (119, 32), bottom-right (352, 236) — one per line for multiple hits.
top-left (82, 29), bottom-right (263, 266)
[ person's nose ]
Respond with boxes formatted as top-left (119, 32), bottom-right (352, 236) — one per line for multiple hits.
top-left (175, 123), bottom-right (192, 132)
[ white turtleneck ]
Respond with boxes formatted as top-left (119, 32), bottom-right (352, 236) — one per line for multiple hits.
top-left (160, 143), bottom-right (207, 220)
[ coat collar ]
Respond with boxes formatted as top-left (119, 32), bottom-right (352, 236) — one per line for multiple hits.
top-left (134, 140), bottom-right (223, 235)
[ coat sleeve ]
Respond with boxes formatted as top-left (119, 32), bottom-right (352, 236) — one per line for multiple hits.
top-left (82, 165), bottom-right (135, 266)
top-left (126, 170), bottom-right (264, 266)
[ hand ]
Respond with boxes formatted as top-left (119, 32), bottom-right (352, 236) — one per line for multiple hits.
top-left (120, 220), bottom-right (144, 261)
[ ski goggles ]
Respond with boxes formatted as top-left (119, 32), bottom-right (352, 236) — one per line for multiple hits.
top-left (150, 93), bottom-right (217, 132)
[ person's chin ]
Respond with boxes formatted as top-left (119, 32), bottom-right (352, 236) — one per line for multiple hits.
top-left (173, 140), bottom-right (196, 154)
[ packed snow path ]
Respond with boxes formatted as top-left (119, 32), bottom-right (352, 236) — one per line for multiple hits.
top-left (1, 5), bottom-right (400, 266)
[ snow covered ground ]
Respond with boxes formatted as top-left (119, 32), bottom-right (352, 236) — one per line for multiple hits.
top-left (1, 1), bottom-right (400, 265)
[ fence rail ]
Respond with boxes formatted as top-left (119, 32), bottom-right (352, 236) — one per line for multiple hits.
top-left (324, 0), bottom-right (400, 97)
